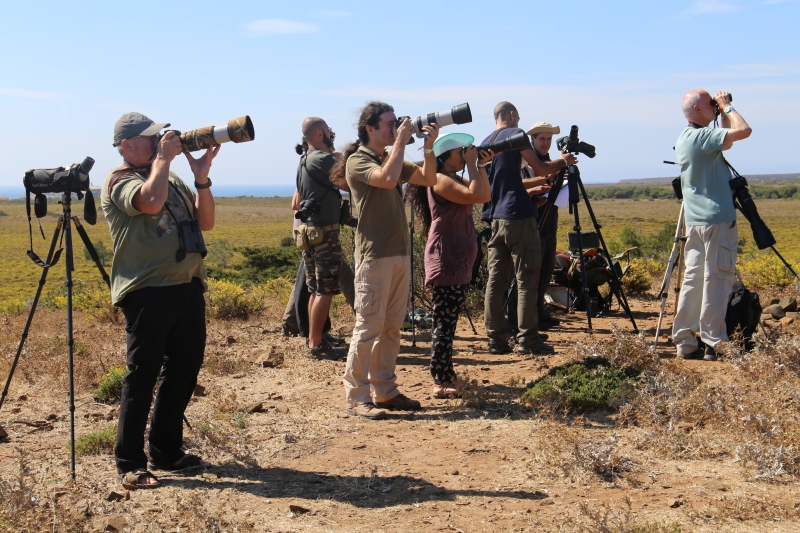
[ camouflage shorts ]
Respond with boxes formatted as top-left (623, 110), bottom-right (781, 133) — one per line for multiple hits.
top-left (303, 228), bottom-right (342, 296)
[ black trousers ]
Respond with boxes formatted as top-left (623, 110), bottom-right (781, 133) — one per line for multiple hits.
top-left (537, 206), bottom-right (559, 314)
top-left (114, 279), bottom-right (206, 474)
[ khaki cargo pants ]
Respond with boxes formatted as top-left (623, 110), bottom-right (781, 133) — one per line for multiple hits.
top-left (672, 221), bottom-right (738, 354)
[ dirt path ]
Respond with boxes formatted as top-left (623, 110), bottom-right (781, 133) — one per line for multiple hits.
top-left (1, 297), bottom-right (799, 532)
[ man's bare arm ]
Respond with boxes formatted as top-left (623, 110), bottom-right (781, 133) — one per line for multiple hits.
top-left (521, 148), bottom-right (575, 176)
top-left (716, 92), bottom-right (752, 149)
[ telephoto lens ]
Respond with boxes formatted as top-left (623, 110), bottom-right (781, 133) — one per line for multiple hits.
top-left (407, 103), bottom-right (472, 135)
top-left (179, 115), bottom-right (255, 152)
top-left (476, 131), bottom-right (530, 154)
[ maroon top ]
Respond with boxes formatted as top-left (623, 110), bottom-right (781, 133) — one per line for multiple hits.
top-left (424, 178), bottom-right (478, 286)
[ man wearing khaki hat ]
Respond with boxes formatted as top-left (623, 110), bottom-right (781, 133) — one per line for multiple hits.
top-left (102, 112), bottom-right (219, 488)
top-left (525, 122), bottom-right (562, 329)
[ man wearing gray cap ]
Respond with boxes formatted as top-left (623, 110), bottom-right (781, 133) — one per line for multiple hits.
top-left (102, 112), bottom-right (219, 488)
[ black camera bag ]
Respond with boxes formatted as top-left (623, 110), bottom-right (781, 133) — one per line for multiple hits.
top-left (725, 280), bottom-right (761, 351)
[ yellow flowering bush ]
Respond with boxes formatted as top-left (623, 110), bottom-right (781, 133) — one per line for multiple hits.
top-left (739, 252), bottom-right (800, 290)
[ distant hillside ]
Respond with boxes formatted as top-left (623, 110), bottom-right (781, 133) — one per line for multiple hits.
top-left (618, 173), bottom-right (800, 185)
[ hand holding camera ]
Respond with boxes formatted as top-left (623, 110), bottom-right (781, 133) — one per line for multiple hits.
top-left (463, 145), bottom-right (479, 165)
top-left (478, 149), bottom-right (495, 166)
top-left (157, 131), bottom-right (183, 163)
top-left (420, 122), bottom-right (440, 149)
top-left (561, 153), bottom-right (578, 166)
top-left (185, 144), bottom-right (221, 184)
top-left (395, 118), bottom-right (415, 148)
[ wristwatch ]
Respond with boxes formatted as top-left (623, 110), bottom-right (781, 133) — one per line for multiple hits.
top-left (423, 148), bottom-right (434, 154)
top-left (724, 106), bottom-right (735, 115)
top-left (195, 178), bottom-right (212, 189)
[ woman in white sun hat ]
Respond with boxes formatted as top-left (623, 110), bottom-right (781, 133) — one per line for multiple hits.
top-left (408, 133), bottom-right (495, 398)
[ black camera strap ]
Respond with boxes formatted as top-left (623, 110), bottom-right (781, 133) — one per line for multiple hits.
top-left (25, 192), bottom-right (63, 269)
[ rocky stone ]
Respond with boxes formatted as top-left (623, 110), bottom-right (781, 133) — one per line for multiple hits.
top-left (669, 499), bottom-right (683, 508)
top-left (252, 351), bottom-right (284, 368)
top-left (787, 312), bottom-right (800, 320)
top-left (10, 407), bottom-right (20, 414)
top-left (763, 304), bottom-right (786, 319)
top-left (289, 504), bottom-right (310, 514)
top-left (768, 298), bottom-right (780, 306)
top-left (106, 491), bottom-right (126, 502)
top-left (761, 313), bottom-right (773, 322)
top-left (102, 516), bottom-right (127, 532)
top-left (0, 425), bottom-right (8, 439)
top-left (194, 384), bottom-right (207, 397)
top-left (245, 402), bottom-right (263, 414)
top-left (780, 297), bottom-right (797, 312)
top-left (46, 414), bottom-right (57, 421)
top-left (275, 402), bottom-right (289, 414)
top-left (18, 394), bottom-right (27, 401)
top-left (226, 336), bottom-right (236, 344)
top-left (74, 499), bottom-right (90, 515)
top-left (781, 317), bottom-right (794, 327)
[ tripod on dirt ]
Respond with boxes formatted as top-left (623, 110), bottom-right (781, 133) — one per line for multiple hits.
top-left (0, 175), bottom-right (110, 480)
top-left (539, 128), bottom-right (637, 334)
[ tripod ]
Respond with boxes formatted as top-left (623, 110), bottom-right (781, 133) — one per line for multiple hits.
top-left (652, 203), bottom-right (686, 349)
top-left (0, 192), bottom-right (110, 480)
top-left (539, 165), bottom-right (638, 333)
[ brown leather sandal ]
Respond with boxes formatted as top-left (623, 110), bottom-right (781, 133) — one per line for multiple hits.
top-left (121, 469), bottom-right (160, 490)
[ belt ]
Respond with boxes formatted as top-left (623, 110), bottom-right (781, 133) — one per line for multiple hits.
top-left (308, 223), bottom-right (339, 232)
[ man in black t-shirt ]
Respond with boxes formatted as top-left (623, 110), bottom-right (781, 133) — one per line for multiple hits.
top-left (482, 102), bottom-right (575, 355)
top-left (296, 117), bottom-right (346, 357)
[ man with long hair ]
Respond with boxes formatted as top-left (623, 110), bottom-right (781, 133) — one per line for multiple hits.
top-left (331, 101), bottom-right (438, 419)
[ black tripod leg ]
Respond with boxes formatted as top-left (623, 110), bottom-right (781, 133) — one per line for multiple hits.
top-left (574, 178), bottom-right (638, 330)
top-left (770, 246), bottom-right (800, 281)
top-left (0, 219), bottom-right (64, 413)
top-left (571, 206), bottom-right (593, 333)
top-left (72, 217), bottom-right (111, 288)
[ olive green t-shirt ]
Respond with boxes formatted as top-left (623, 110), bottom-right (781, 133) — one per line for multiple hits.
top-left (345, 146), bottom-right (418, 264)
top-left (100, 167), bottom-right (207, 306)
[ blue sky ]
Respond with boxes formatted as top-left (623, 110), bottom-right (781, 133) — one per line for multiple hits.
top-left (1, 0), bottom-right (799, 190)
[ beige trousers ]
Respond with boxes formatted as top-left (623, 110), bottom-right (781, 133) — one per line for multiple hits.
top-left (672, 221), bottom-right (738, 354)
top-left (343, 256), bottom-right (410, 407)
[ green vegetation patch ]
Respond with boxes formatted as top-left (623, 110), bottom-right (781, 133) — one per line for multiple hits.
top-left (70, 424), bottom-right (117, 457)
top-left (92, 366), bottom-right (127, 402)
top-left (521, 357), bottom-right (639, 413)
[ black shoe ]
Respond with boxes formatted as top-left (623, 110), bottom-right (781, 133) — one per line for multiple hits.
top-left (516, 336), bottom-right (555, 355)
top-left (703, 344), bottom-right (719, 361)
top-left (310, 341), bottom-right (346, 360)
top-left (488, 336), bottom-right (512, 355)
top-left (540, 311), bottom-right (561, 327)
top-left (323, 332), bottom-right (345, 347)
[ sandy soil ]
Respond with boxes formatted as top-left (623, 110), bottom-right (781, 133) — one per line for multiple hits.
top-left (1, 294), bottom-right (799, 532)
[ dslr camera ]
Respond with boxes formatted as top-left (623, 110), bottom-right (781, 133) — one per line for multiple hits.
top-left (556, 126), bottom-right (596, 158)
top-left (397, 103), bottom-right (473, 143)
top-left (295, 198), bottom-right (320, 223)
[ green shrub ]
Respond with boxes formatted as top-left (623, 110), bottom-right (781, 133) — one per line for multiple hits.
top-left (70, 424), bottom-right (117, 457)
top-left (92, 366), bottom-right (126, 402)
top-left (0, 298), bottom-right (27, 315)
top-left (280, 236), bottom-right (294, 247)
top-left (521, 357), bottom-right (639, 413)
top-left (83, 240), bottom-right (113, 267)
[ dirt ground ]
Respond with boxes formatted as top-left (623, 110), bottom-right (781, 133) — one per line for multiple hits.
top-left (1, 291), bottom-right (799, 532)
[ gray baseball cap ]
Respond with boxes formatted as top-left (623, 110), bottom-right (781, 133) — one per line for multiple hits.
top-left (113, 112), bottom-right (170, 147)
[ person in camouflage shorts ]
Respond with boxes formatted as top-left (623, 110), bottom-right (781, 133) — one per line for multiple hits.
top-left (304, 228), bottom-right (343, 296)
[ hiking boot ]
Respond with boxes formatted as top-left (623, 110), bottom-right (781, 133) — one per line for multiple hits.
top-left (346, 402), bottom-right (387, 420)
top-left (677, 344), bottom-right (701, 360)
top-left (516, 335), bottom-right (555, 355)
top-left (488, 335), bottom-right (512, 355)
top-left (375, 393), bottom-right (421, 411)
top-left (310, 341), bottom-right (346, 360)
top-left (281, 323), bottom-right (300, 337)
top-left (703, 344), bottom-right (719, 361)
top-left (539, 310), bottom-right (561, 327)
top-left (323, 332), bottom-right (345, 347)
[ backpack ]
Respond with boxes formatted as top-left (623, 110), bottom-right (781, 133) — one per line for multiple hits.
top-left (725, 280), bottom-right (761, 351)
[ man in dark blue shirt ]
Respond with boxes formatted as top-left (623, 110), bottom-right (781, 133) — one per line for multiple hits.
top-left (482, 102), bottom-right (575, 355)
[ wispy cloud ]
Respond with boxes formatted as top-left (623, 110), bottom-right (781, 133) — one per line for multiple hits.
top-left (0, 88), bottom-right (65, 98)
top-left (312, 9), bottom-right (350, 18)
top-left (243, 19), bottom-right (319, 37)
top-left (685, 0), bottom-right (742, 14)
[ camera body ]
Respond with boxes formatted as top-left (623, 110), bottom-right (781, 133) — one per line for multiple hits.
top-left (556, 126), bottom-right (596, 158)
top-left (295, 198), bottom-right (320, 223)
top-left (23, 157), bottom-right (94, 195)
